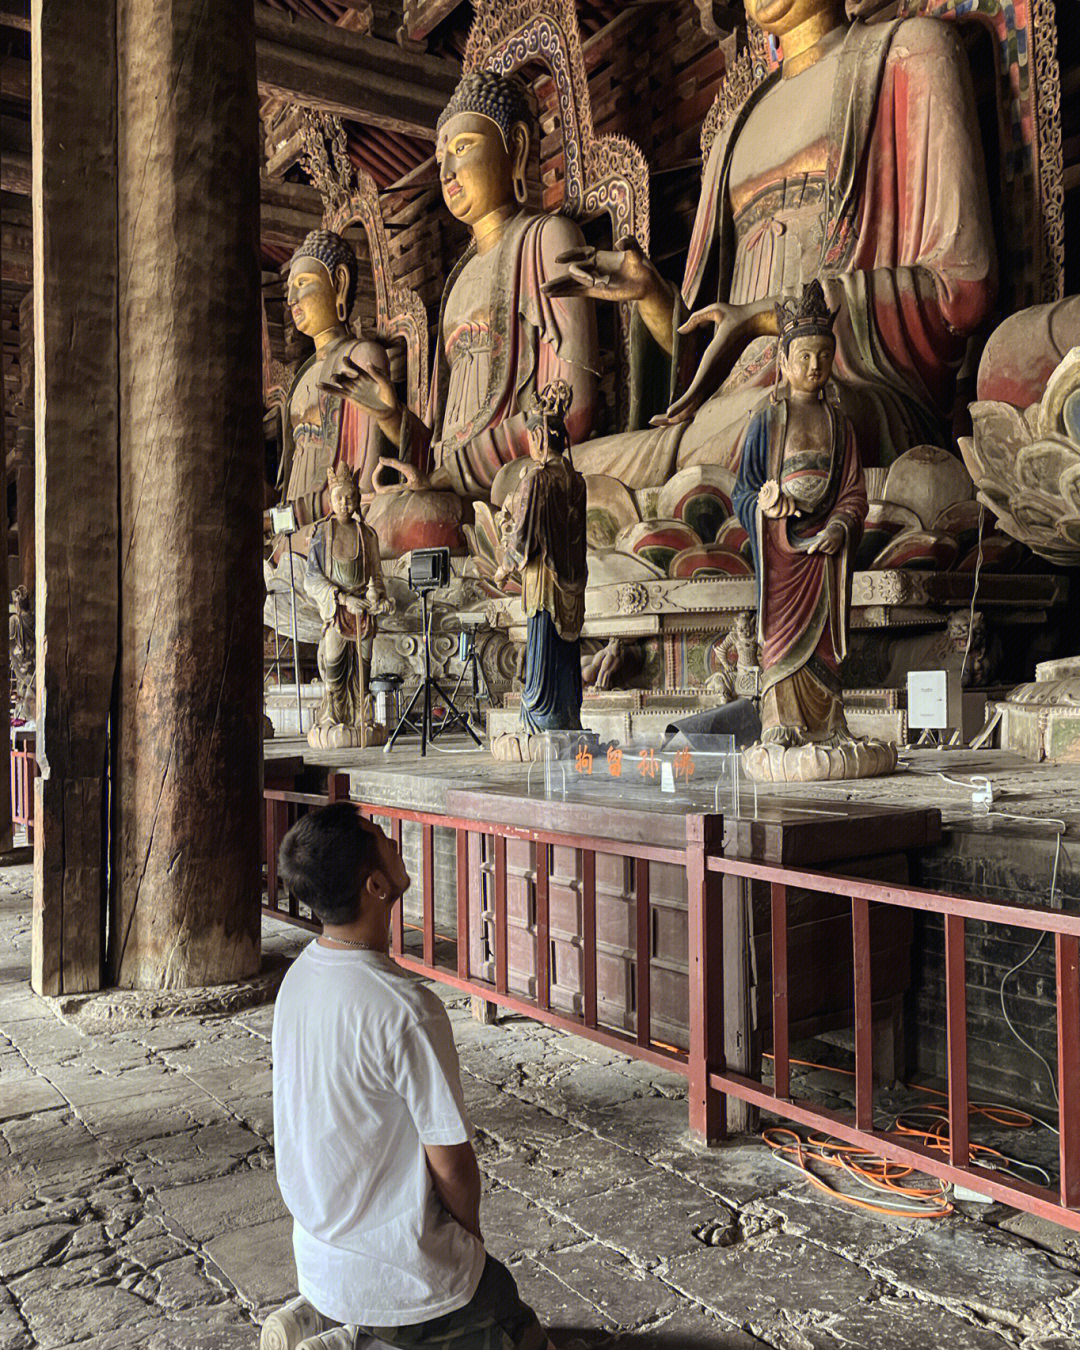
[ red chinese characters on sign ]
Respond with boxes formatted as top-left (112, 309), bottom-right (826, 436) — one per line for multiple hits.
top-left (638, 748), bottom-right (659, 780)
top-left (673, 749), bottom-right (696, 783)
top-left (575, 742), bottom-right (594, 775)
top-left (607, 745), bottom-right (623, 778)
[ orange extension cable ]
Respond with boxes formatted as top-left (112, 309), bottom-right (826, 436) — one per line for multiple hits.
top-left (760, 1055), bottom-right (1046, 1219)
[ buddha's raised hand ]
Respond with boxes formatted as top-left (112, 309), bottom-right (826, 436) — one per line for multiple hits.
top-left (319, 346), bottom-right (399, 419)
top-left (542, 236), bottom-right (664, 305)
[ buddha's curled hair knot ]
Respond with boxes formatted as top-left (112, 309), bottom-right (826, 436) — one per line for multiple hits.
top-left (291, 230), bottom-right (360, 315)
top-left (437, 71), bottom-right (533, 149)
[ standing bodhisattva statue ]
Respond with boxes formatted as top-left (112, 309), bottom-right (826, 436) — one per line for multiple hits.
top-left (305, 464), bottom-right (393, 749)
top-left (545, 0), bottom-right (996, 481)
top-left (733, 282), bottom-right (895, 781)
top-left (321, 72), bottom-right (599, 502)
top-left (269, 230), bottom-right (401, 546)
top-left (494, 382), bottom-right (588, 734)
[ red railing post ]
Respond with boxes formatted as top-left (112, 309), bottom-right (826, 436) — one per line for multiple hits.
top-left (422, 823), bottom-right (435, 967)
top-left (391, 817), bottom-right (404, 955)
top-left (852, 897), bottom-right (874, 1131)
top-left (536, 842), bottom-right (551, 1012)
top-left (494, 834), bottom-right (508, 994)
top-left (771, 882), bottom-right (790, 1100)
top-left (582, 849), bottom-right (597, 1028)
top-left (687, 816), bottom-right (726, 1144)
top-left (945, 914), bottom-right (970, 1166)
top-left (456, 829), bottom-right (469, 980)
top-left (636, 859), bottom-right (652, 1048)
top-left (1056, 933), bottom-right (1080, 1208)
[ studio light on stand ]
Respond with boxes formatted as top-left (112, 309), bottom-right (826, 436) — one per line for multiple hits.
top-left (386, 548), bottom-right (482, 757)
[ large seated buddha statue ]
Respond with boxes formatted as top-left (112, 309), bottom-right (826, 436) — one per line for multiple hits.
top-left (548, 0), bottom-right (997, 485)
top-left (322, 71), bottom-right (599, 503)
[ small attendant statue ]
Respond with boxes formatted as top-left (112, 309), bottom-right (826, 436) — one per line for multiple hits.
top-left (304, 464), bottom-right (393, 749)
top-left (734, 282), bottom-right (893, 780)
top-left (494, 382), bottom-right (588, 735)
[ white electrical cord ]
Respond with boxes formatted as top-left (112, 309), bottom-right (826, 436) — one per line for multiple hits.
top-left (959, 502), bottom-right (986, 690)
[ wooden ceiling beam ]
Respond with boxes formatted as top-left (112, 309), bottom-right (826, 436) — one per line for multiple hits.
top-left (1, 54), bottom-right (29, 102)
top-left (254, 5), bottom-right (458, 140)
top-left (0, 1), bottom-right (29, 33)
top-left (0, 151), bottom-right (29, 197)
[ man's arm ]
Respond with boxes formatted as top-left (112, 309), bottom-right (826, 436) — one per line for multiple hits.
top-left (424, 1140), bottom-right (482, 1241)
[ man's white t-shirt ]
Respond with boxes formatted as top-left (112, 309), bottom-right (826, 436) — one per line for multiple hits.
top-left (272, 943), bottom-right (486, 1326)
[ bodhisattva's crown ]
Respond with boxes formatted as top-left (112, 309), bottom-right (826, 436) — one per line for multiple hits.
top-left (327, 462), bottom-right (360, 497)
top-left (775, 279), bottom-right (839, 347)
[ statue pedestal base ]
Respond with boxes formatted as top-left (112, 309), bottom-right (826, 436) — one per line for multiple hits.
top-left (998, 656), bottom-right (1080, 761)
top-left (307, 721), bottom-right (388, 750)
top-left (743, 739), bottom-right (898, 783)
top-left (490, 727), bottom-right (597, 763)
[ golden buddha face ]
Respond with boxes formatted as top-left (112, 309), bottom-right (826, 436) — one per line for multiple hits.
top-left (779, 334), bottom-right (835, 394)
top-left (436, 112), bottom-right (527, 228)
top-left (744, 0), bottom-right (845, 38)
top-left (287, 256), bottom-right (348, 339)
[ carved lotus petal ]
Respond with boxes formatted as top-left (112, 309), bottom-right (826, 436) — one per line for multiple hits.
top-left (967, 400), bottom-right (1031, 483)
top-left (1058, 462), bottom-right (1080, 516)
top-left (1014, 436), bottom-right (1080, 493)
top-left (1011, 489), bottom-right (1070, 536)
top-left (1039, 347), bottom-right (1080, 439)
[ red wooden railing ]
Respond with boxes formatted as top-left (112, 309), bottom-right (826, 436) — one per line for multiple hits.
top-left (262, 784), bottom-right (1080, 1233)
top-left (10, 743), bottom-right (36, 839)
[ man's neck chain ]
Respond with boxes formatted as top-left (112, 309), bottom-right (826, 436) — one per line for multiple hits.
top-left (319, 935), bottom-right (383, 951)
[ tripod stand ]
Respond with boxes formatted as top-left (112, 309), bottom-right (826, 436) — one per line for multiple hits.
top-left (450, 625), bottom-right (492, 715)
top-left (385, 589), bottom-right (482, 756)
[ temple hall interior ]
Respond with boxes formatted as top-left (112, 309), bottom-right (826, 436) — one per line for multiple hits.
top-left (3, 0), bottom-right (1080, 1346)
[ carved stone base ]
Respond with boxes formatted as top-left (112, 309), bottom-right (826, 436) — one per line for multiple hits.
top-left (743, 739), bottom-right (898, 783)
top-left (307, 720), bottom-right (387, 750)
top-left (490, 728), bottom-right (594, 763)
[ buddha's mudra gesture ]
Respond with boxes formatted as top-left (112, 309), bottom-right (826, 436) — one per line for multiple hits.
top-left (270, 230), bottom-right (399, 546)
top-left (546, 0), bottom-right (995, 480)
top-left (323, 72), bottom-right (598, 502)
top-left (304, 464), bottom-right (393, 749)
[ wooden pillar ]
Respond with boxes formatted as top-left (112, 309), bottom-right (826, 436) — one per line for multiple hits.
top-left (110, 0), bottom-right (263, 988)
top-left (0, 312), bottom-right (11, 858)
top-left (31, 0), bottom-right (119, 994)
top-left (16, 291), bottom-right (34, 597)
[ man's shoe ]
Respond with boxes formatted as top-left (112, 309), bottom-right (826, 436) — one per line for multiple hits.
top-left (259, 1297), bottom-right (336, 1350)
top-left (296, 1331), bottom-right (369, 1350)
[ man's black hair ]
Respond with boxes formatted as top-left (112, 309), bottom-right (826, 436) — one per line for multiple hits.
top-left (277, 802), bottom-right (381, 927)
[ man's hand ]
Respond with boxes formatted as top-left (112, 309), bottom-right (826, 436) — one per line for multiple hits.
top-left (424, 1141), bottom-right (482, 1241)
top-left (806, 521), bottom-right (847, 555)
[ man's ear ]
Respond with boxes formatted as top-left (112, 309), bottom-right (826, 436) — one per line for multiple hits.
top-left (363, 867), bottom-right (390, 903)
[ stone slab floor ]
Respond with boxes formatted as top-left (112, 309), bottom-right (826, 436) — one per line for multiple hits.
top-left (1, 864), bottom-right (1078, 1350)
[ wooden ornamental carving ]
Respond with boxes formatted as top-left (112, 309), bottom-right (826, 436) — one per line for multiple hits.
top-left (897, 0), bottom-right (1064, 306)
top-left (300, 110), bottom-right (430, 416)
top-left (462, 0), bottom-right (650, 422)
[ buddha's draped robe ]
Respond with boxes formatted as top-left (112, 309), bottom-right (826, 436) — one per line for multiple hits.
top-left (397, 211), bottom-right (598, 499)
top-left (575, 17), bottom-right (996, 485)
top-left (277, 338), bottom-right (397, 549)
top-left (503, 455), bottom-right (588, 733)
top-left (733, 400), bottom-right (867, 742)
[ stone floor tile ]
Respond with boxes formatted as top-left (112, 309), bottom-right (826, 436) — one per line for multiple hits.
top-left (664, 1233), bottom-right (875, 1324)
top-left (203, 1215), bottom-right (297, 1308)
top-left (606, 1304), bottom-right (766, 1349)
top-left (536, 1242), bottom-right (681, 1328)
top-left (560, 1172), bottom-right (736, 1265)
top-left (480, 1183), bottom-right (582, 1261)
top-left (764, 1293), bottom-right (1016, 1348)
top-left (0, 1076), bottom-right (66, 1120)
top-left (507, 1254), bottom-right (617, 1337)
top-left (154, 1166), bottom-right (288, 1244)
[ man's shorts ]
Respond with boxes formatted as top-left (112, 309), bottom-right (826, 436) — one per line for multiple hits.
top-left (358, 1256), bottom-right (548, 1350)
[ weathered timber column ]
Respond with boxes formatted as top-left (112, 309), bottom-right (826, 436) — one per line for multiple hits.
top-left (111, 0), bottom-right (263, 987)
top-left (31, 0), bottom-right (119, 994)
top-left (16, 291), bottom-right (35, 597)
